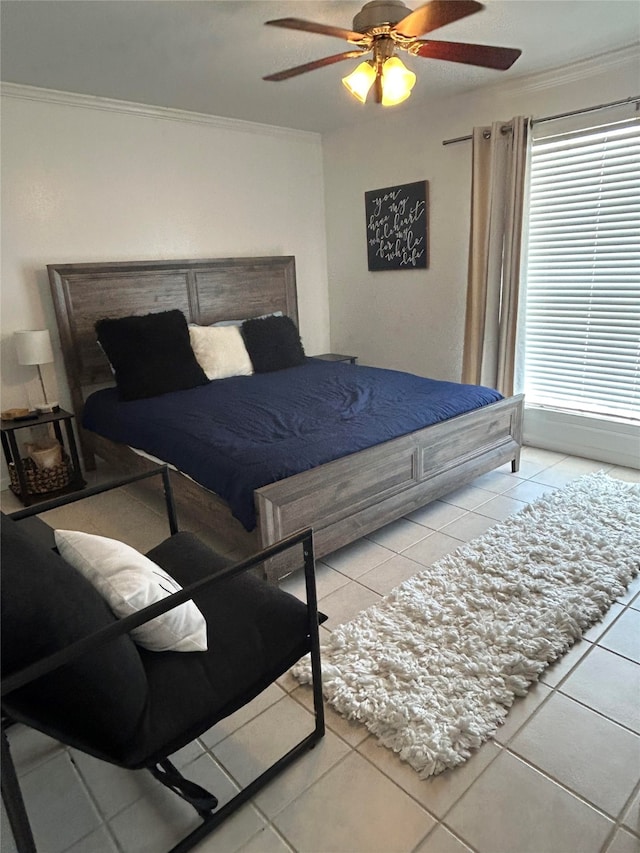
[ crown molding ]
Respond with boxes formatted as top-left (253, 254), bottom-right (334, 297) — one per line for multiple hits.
top-left (480, 43), bottom-right (640, 101)
top-left (0, 82), bottom-right (321, 143)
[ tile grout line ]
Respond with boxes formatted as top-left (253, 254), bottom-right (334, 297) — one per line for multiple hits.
top-left (65, 748), bottom-right (125, 853)
top-left (69, 747), bottom-right (148, 838)
top-left (409, 820), bottom-right (482, 853)
top-left (499, 746), bottom-right (635, 843)
top-left (554, 683), bottom-right (640, 739)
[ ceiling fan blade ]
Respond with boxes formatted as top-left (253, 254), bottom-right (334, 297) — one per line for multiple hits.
top-left (265, 17), bottom-right (364, 43)
top-left (263, 51), bottom-right (367, 82)
top-left (413, 39), bottom-right (521, 70)
top-left (394, 0), bottom-right (483, 38)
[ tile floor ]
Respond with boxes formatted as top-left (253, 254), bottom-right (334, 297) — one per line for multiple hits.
top-left (2, 447), bottom-right (640, 853)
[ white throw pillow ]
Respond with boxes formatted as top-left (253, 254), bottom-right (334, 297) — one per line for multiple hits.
top-left (189, 324), bottom-right (253, 380)
top-left (54, 529), bottom-right (207, 652)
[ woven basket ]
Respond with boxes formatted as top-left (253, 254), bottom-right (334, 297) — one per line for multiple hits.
top-left (9, 453), bottom-right (72, 497)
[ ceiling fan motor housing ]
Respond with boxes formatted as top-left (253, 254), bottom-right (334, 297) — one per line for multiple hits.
top-left (352, 0), bottom-right (413, 32)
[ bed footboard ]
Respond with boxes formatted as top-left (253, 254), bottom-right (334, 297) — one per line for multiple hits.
top-left (256, 395), bottom-right (523, 581)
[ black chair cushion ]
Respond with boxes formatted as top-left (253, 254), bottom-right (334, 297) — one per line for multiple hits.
top-left (123, 532), bottom-right (314, 767)
top-left (2, 523), bottom-right (315, 771)
top-left (1, 515), bottom-right (148, 758)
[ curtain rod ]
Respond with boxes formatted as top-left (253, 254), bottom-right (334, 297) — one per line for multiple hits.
top-left (441, 94), bottom-right (640, 145)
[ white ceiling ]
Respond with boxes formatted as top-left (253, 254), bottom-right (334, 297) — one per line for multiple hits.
top-left (1, 1), bottom-right (638, 134)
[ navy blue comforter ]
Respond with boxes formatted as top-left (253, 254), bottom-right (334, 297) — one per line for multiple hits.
top-left (83, 359), bottom-right (502, 531)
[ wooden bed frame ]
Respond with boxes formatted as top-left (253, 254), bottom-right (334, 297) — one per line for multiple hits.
top-left (48, 256), bottom-right (523, 582)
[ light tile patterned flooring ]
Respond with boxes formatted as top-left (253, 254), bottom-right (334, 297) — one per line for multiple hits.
top-left (2, 447), bottom-right (640, 853)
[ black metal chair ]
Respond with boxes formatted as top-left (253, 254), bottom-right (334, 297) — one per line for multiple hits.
top-left (1, 468), bottom-right (324, 853)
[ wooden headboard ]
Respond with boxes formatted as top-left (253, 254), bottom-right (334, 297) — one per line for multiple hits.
top-left (48, 255), bottom-right (298, 435)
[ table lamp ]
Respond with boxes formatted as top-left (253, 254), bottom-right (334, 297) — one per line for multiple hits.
top-left (14, 329), bottom-right (58, 413)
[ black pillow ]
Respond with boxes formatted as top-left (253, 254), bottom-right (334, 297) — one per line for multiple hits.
top-left (241, 314), bottom-right (306, 373)
top-left (95, 310), bottom-right (208, 401)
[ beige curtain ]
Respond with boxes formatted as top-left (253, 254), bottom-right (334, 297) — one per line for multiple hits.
top-left (461, 116), bottom-right (529, 395)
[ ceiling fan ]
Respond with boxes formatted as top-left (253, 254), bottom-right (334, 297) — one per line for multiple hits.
top-left (263, 0), bottom-right (521, 106)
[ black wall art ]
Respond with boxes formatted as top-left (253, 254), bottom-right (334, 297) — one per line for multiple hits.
top-left (365, 180), bottom-right (428, 271)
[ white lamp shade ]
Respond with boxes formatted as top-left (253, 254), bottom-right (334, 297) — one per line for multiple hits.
top-left (342, 61), bottom-right (376, 104)
top-left (381, 57), bottom-right (416, 106)
top-left (15, 330), bottom-right (54, 366)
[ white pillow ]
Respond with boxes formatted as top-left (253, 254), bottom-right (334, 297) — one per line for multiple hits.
top-left (54, 529), bottom-right (207, 653)
top-left (188, 324), bottom-right (253, 380)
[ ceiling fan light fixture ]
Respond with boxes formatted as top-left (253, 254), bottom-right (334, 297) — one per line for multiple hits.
top-left (342, 60), bottom-right (377, 103)
top-left (265, 2), bottom-right (521, 108)
top-left (381, 55), bottom-right (416, 106)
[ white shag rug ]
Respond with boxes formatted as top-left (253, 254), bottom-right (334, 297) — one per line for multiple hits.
top-left (292, 472), bottom-right (640, 777)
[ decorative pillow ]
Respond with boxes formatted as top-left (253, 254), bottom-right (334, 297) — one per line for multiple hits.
top-left (95, 310), bottom-right (208, 401)
top-left (241, 314), bottom-right (306, 373)
top-left (54, 529), bottom-right (208, 653)
top-left (188, 325), bottom-right (253, 380)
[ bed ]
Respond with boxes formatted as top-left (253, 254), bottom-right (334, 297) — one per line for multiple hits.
top-left (48, 256), bottom-right (523, 582)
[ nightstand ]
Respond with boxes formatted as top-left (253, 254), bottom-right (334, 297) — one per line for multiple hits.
top-left (313, 353), bottom-right (358, 364)
top-left (1, 408), bottom-right (86, 507)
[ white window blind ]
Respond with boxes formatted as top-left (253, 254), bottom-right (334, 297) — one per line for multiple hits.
top-left (523, 118), bottom-right (640, 422)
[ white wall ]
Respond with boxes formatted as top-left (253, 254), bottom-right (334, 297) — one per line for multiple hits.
top-left (0, 88), bottom-right (330, 416)
top-left (322, 48), bottom-right (639, 383)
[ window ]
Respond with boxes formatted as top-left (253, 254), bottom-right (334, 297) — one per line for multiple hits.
top-left (522, 119), bottom-right (640, 422)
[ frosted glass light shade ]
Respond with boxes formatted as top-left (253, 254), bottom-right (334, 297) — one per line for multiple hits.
top-left (342, 61), bottom-right (376, 104)
top-left (381, 56), bottom-right (416, 106)
top-left (15, 330), bottom-right (54, 366)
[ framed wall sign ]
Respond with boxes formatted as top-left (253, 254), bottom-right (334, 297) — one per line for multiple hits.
top-left (365, 180), bottom-right (428, 271)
